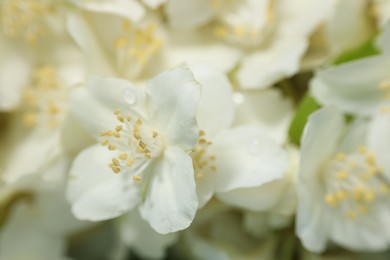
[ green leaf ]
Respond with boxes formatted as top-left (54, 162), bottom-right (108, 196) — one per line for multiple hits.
top-left (288, 96), bottom-right (321, 145)
top-left (333, 34), bottom-right (380, 65)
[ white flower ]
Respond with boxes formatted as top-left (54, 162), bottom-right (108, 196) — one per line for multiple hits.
top-left (188, 63), bottom-right (289, 208)
top-left (311, 22), bottom-right (390, 116)
top-left (0, 60), bottom-right (85, 183)
top-left (0, 0), bottom-right (75, 111)
top-left (373, 0), bottom-right (390, 28)
top-left (297, 107), bottom-right (390, 252)
top-left (165, 0), bottom-right (336, 89)
top-left (66, 67), bottom-right (200, 234)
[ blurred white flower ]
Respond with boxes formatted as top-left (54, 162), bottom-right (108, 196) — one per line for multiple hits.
top-left (166, 0), bottom-right (336, 89)
top-left (311, 22), bottom-right (390, 116)
top-left (66, 67), bottom-right (200, 234)
top-left (297, 107), bottom-right (390, 252)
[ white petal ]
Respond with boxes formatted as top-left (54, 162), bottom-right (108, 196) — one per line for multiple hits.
top-left (232, 88), bottom-right (294, 144)
top-left (146, 67), bottom-right (201, 150)
top-left (0, 40), bottom-right (31, 111)
top-left (139, 146), bottom-right (198, 234)
top-left (67, 145), bottom-right (139, 221)
top-left (142, 0), bottom-right (167, 9)
top-left (189, 62), bottom-right (235, 136)
top-left (1, 126), bottom-right (60, 184)
top-left (236, 37), bottom-right (307, 89)
top-left (120, 210), bottom-right (178, 259)
top-left (216, 179), bottom-right (286, 211)
top-left (330, 205), bottom-right (390, 251)
top-left (69, 0), bottom-right (145, 21)
top-left (296, 107), bottom-right (345, 253)
top-left (210, 126), bottom-right (288, 192)
top-left (325, 0), bottom-right (374, 56)
top-left (368, 113), bottom-right (390, 176)
top-left (166, 0), bottom-right (214, 28)
top-left (311, 56), bottom-right (390, 115)
top-left (164, 30), bottom-right (242, 73)
top-left (277, 0), bottom-right (336, 37)
top-left (66, 12), bottom-right (115, 76)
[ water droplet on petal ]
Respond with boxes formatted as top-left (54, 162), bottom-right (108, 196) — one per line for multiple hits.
top-left (123, 89), bottom-right (136, 105)
top-left (248, 138), bottom-right (262, 155)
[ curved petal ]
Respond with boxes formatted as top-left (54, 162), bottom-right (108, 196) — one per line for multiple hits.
top-left (189, 62), bottom-right (235, 136)
top-left (330, 205), bottom-right (390, 251)
top-left (146, 67), bottom-right (201, 150)
top-left (67, 145), bottom-right (139, 221)
top-left (164, 30), bottom-right (242, 73)
top-left (0, 40), bottom-right (31, 111)
top-left (166, 0), bottom-right (214, 28)
top-left (236, 37), bottom-right (307, 89)
top-left (210, 126), bottom-right (288, 192)
top-left (311, 56), bottom-right (390, 115)
top-left (66, 12), bottom-right (115, 76)
top-left (232, 88), bottom-right (294, 144)
top-left (69, 0), bottom-right (145, 21)
top-left (120, 210), bottom-right (178, 259)
top-left (142, 0), bottom-right (167, 9)
top-left (139, 146), bottom-right (198, 234)
top-left (296, 107), bottom-right (345, 253)
top-left (216, 179), bottom-right (286, 211)
top-left (368, 113), bottom-right (390, 177)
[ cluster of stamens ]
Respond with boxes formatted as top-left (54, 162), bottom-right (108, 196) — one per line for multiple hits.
top-left (22, 65), bottom-right (65, 128)
top-left (323, 146), bottom-right (389, 220)
top-left (100, 109), bottom-right (160, 180)
top-left (211, 1), bottom-right (274, 47)
top-left (1, 0), bottom-right (54, 43)
top-left (113, 20), bottom-right (162, 78)
top-left (192, 130), bottom-right (217, 179)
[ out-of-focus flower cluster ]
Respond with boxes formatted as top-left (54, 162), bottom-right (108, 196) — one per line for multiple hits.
top-left (1, 0), bottom-right (390, 259)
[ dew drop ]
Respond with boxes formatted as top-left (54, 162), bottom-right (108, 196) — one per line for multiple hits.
top-left (248, 138), bottom-right (262, 155)
top-left (123, 89), bottom-right (136, 105)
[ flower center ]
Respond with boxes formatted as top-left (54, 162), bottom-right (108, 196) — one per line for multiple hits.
top-left (113, 20), bottom-right (162, 79)
top-left (1, 0), bottom-right (54, 44)
top-left (192, 130), bottom-right (217, 179)
top-left (323, 146), bottom-right (389, 220)
top-left (100, 109), bottom-right (162, 181)
top-left (21, 65), bottom-right (67, 128)
top-left (211, 0), bottom-right (274, 47)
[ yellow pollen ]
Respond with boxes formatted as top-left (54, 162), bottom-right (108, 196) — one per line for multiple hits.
top-left (145, 153), bottom-right (152, 158)
top-left (336, 152), bottom-right (346, 161)
top-left (133, 175), bottom-right (141, 181)
top-left (364, 190), bottom-right (376, 202)
top-left (114, 108), bottom-right (121, 115)
top-left (115, 125), bottom-right (123, 132)
top-left (139, 141), bottom-right (147, 150)
top-left (108, 145), bottom-right (116, 150)
top-left (346, 210), bottom-right (357, 220)
top-left (118, 153), bottom-right (128, 160)
top-left (126, 115), bottom-right (132, 121)
top-left (366, 153), bottom-right (376, 165)
top-left (324, 194), bottom-right (338, 207)
top-left (22, 112), bottom-right (37, 126)
top-left (126, 159), bottom-right (134, 167)
top-left (234, 26), bottom-right (245, 37)
top-left (152, 131), bottom-right (158, 138)
top-left (336, 190), bottom-right (348, 200)
top-left (336, 171), bottom-right (348, 180)
top-left (101, 140), bottom-right (109, 146)
top-left (378, 80), bottom-right (390, 90)
top-left (213, 26), bottom-right (228, 38)
top-left (359, 205), bottom-right (368, 214)
top-left (354, 187), bottom-right (365, 201)
top-left (117, 115), bottom-right (125, 122)
top-left (112, 158), bottom-right (120, 166)
top-left (380, 184), bottom-right (390, 194)
top-left (199, 130), bottom-right (205, 136)
top-left (211, 166), bottom-right (217, 172)
top-left (358, 146), bottom-right (368, 154)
